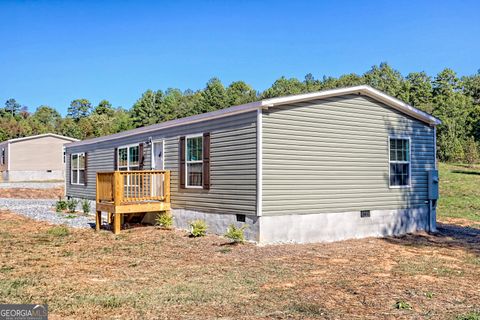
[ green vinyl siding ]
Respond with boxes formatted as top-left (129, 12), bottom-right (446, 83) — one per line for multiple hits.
top-left (261, 94), bottom-right (435, 216)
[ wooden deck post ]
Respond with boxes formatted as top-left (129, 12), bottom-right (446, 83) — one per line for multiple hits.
top-left (113, 171), bottom-right (123, 234)
top-left (164, 170), bottom-right (171, 203)
top-left (113, 212), bottom-right (121, 235)
top-left (95, 211), bottom-right (101, 231)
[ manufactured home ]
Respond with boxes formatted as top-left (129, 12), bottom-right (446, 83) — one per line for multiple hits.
top-left (0, 133), bottom-right (79, 182)
top-left (64, 85), bottom-right (441, 244)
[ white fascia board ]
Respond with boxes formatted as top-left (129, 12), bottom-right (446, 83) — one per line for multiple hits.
top-left (262, 85), bottom-right (442, 126)
top-left (8, 133), bottom-right (79, 143)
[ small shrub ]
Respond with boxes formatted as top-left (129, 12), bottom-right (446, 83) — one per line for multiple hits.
top-left (155, 212), bottom-right (173, 229)
top-left (190, 220), bottom-right (207, 237)
top-left (55, 199), bottom-right (67, 212)
top-left (81, 200), bottom-right (91, 214)
top-left (67, 199), bottom-right (78, 213)
top-left (224, 224), bottom-right (247, 243)
top-left (47, 226), bottom-right (70, 237)
top-left (394, 300), bottom-right (412, 310)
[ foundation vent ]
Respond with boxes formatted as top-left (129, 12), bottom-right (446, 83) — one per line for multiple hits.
top-left (236, 214), bottom-right (246, 222)
top-left (360, 210), bottom-right (370, 218)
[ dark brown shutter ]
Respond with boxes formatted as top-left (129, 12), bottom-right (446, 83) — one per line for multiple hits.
top-left (203, 132), bottom-right (211, 190)
top-left (139, 143), bottom-right (144, 170)
top-left (179, 136), bottom-right (186, 189)
top-left (114, 148), bottom-right (118, 170)
top-left (68, 153), bottom-right (72, 185)
top-left (83, 152), bottom-right (88, 186)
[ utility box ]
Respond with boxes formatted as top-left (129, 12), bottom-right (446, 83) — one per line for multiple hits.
top-left (427, 170), bottom-right (439, 200)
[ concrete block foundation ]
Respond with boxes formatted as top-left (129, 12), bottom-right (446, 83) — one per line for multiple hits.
top-left (258, 206), bottom-right (430, 244)
top-left (7, 170), bottom-right (64, 182)
top-left (172, 208), bottom-right (260, 241)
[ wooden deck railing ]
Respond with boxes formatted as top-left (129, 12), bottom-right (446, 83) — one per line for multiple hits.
top-left (96, 170), bottom-right (171, 205)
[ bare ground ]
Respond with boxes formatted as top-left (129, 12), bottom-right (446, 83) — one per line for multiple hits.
top-left (0, 188), bottom-right (64, 199)
top-left (0, 212), bottom-right (479, 320)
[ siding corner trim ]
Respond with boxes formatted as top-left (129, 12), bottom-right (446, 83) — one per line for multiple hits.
top-left (256, 108), bottom-right (263, 216)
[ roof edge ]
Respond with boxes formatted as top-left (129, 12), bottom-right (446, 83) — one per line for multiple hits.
top-left (7, 133), bottom-right (80, 144)
top-left (66, 85), bottom-right (441, 148)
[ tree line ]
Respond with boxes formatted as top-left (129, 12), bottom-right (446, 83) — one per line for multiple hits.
top-left (1, 63), bottom-right (479, 163)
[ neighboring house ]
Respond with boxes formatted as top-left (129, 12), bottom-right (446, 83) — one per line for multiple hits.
top-left (0, 133), bottom-right (79, 182)
top-left (64, 85), bottom-right (441, 244)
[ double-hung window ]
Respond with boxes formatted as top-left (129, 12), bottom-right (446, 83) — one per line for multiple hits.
top-left (186, 135), bottom-right (203, 188)
top-left (118, 145), bottom-right (140, 171)
top-left (71, 153), bottom-right (86, 185)
top-left (389, 137), bottom-right (411, 188)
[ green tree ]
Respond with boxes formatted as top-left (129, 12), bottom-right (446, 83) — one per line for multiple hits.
top-left (131, 90), bottom-right (164, 127)
top-left (461, 71), bottom-right (480, 103)
top-left (68, 99), bottom-right (92, 121)
top-left (32, 105), bottom-right (61, 128)
top-left (261, 76), bottom-right (304, 99)
top-left (4, 98), bottom-right (21, 117)
top-left (433, 68), bottom-right (459, 97)
top-left (199, 78), bottom-right (228, 113)
top-left (58, 118), bottom-right (83, 139)
top-left (364, 63), bottom-right (405, 98)
top-left (94, 99), bottom-right (115, 116)
top-left (404, 72), bottom-right (433, 111)
top-left (226, 81), bottom-right (257, 106)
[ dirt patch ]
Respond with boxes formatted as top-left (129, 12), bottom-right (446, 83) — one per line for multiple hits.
top-left (0, 188), bottom-right (63, 199)
top-left (0, 211), bottom-right (479, 319)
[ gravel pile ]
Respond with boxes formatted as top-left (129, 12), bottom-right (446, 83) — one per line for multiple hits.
top-left (0, 182), bottom-right (64, 189)
top-left (0, 198), bottom-right (94, 229)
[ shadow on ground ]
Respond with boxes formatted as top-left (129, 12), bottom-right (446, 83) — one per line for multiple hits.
top-left (383, 222), bottom-right (480, 256)
top-left (451, 170), bottom-right (480, 176)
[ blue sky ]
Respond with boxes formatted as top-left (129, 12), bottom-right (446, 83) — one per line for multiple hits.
top-left (0, 0), bottom-right (479, 115)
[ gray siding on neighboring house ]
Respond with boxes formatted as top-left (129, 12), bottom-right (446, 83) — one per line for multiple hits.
top-left (66, 111), bottom-right (257, 215)
top-left (261, 94), bottom-right (435, 216)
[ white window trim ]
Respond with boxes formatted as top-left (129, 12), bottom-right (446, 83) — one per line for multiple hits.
top-left (388, 136), bottom-right (412, 189)
top-left (117, 143), bottom-right (140, 171)
top-left (70, 152), bottom-right (85, 186)
top-left (185, 133), bottom-right (203, 189)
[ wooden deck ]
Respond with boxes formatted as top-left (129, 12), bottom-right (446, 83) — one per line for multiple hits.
top-left (95, 170), bottom-right (171, 234)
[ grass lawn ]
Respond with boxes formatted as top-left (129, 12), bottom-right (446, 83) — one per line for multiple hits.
top-left (438, 162), bottom-right (480, 224)
top-left (0, 211), bottom-right (479, 319)
top-left (0, 162), bottom-right (479, 319)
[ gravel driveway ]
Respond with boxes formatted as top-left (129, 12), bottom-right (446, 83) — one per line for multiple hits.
top-left (0, 198), bottom-right (94, 228)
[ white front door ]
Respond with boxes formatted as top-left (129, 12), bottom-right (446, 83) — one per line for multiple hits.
top-left (151, 141), bottom-right (165, 197)
top-left (152, 141), bottom-right (164, 170)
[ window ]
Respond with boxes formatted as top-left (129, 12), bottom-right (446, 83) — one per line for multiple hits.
top-left (117, 145), bottom-right (140, 171)
top-left (389, 137), bottom-right (411, 187)
top-left (71, 153), bottom-right (85, 185)
top-left (186, 135), bottom-right (203, 187)
top-left (1, 148), bottom-right (5, 165)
